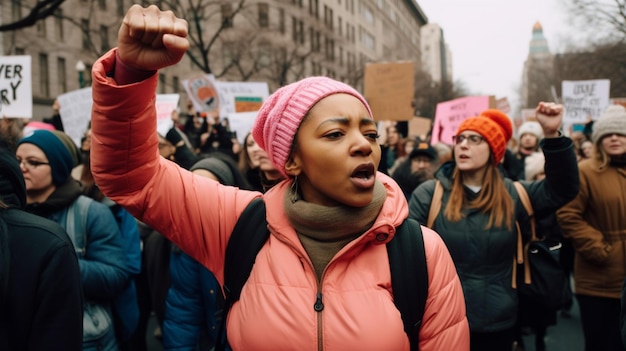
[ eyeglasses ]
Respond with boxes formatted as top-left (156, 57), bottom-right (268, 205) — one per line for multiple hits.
top-left (18, 158), bottom-right (50, 169)
top-left (452, 134), bottom-right (484, 146)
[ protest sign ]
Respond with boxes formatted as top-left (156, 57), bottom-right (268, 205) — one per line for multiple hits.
top-left (408, 117), bottom-right (432, 140)
top-left (364, 61), bottom-right (414, 121)
top-left (227, 111), bottom-right (258, 145)
top-left (57, 88), bottom-right (92, 147)
top-left (214, 81), bottom-right (269, 118)
top-left (0, 55), bottom-right (32, 118)
top-left (562, 79), bottom-right (610, 124)
top-left (431, 96), bottom-right (495, 145)
top-left (156, 94), bottom-right (180, 137)
top-left (183, 74), bottom-right (220, 115)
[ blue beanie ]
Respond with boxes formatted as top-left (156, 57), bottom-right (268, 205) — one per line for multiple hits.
top-left (17, 130), bottom-right (74, 185)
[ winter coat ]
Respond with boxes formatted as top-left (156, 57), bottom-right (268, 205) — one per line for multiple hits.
top-left (0, 209), bottom-right (84, 350)
top-left (91, 48), bottom-right (470, 351)
top-left (0, 147), bottom-right (83, 350)
top-left (26, 179), bottom-right (129, 350)
top-left (408, 137), bottom-right (579, 333)
top-left (557, 157), bottom-right (626, 299)
top-left (163, 247), bottom-right (221, 351)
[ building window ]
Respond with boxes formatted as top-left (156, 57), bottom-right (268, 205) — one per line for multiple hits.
top-left (159, 73), bottom-right (166, 93)
top-left (172, 76), bottom-right (179, 93)
top-left (293, 0), bottom-right (302, 7)
top-left (360, 3), bottom-right (374, 25)
top-left (36, 18), bottom-right (47, 37)
top-left (309, 0), bottom-right (318, 18)
top-left (221, 4), bottom-right (233, 28)
top-left (360, 27), bottom-right (375, 50)
top-left (117, 0), bottom-right (125, 16)
top-left (100, 25), bottom-right (109, 52)
top-left (338, 17), bottom-right (342, 37)
top-left (258, 3), bottom-right (269, 28)
top-left (339, 47), bottom-right (344, 66)
top-left (81, 19), bottom-right (90, 49)
top-left (323, 6), bottom-right (333, 30)
top-left (325, 37), bottom-right (335, 61)
top-left (15, 47), bottom-right (25, 55)
top-left (279, 8), bottom-right (285, 34)
top-left (11, 0), bottom-right (22, 21)
top-left (57, 57), bottom-right (67, 93)
top-left (39, 53), bottom-right (50, 98)
top-left (98, 0), bottom-right (106, 10)
top-left (258, 42), bottom-right (271, 67)
top-left (292, 17), bottom-right (304, 44)
top-left (54, 10), bottom-right (64, 40)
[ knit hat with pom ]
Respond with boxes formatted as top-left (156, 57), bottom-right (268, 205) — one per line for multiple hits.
top-left (592, 104), bottom-right (626, 144)
top-left (518, 121), bottom-right (544, 140)
top-left (456, 109), bottom-right (513, 164)
top-left (252, 76), bottom-right (373, 178)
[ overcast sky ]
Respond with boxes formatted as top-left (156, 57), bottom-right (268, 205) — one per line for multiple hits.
top-left (417, 0), bottom-right (573, 114)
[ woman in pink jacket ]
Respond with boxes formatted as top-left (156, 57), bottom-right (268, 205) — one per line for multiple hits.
top-left (90, 5), bottom-right (469, 350)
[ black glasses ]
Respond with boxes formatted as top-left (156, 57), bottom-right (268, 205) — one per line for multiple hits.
top-left (18, 159), bottom-right (50, 169)
top-left (452, 134), bottom-right (484, 146)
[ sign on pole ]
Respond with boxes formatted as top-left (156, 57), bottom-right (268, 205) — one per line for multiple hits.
top-left (156, 94), bottom-right (180, 137)
top-left (431, 96), bottom-right (495, 145)
top-left (364, 61), bottom-right (414, 121)
top-left (58, 87), bottom-right (93, 147)
top-left (0, 55), bottom-right (32, 118)
top-left (562, 79), bottom-right (610, 124)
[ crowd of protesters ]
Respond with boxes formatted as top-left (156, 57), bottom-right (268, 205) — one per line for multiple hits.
top-left (1, 4), bottom-right (625, 351)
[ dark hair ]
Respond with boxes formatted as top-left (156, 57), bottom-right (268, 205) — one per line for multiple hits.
top-left (0, 205), bottom-right (9, 309)
top-left (195, 152), bottom-right (254, 190)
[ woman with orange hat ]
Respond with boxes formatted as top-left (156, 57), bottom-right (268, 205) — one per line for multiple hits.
top-left (408, 106), bottom-right (580, 350)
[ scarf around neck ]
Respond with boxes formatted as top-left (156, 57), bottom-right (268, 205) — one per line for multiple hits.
top-left (283, 180), bottom-right (387, 280)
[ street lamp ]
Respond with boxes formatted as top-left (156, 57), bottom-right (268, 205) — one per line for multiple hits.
top-left (76, 60), bottom-right (86, 88)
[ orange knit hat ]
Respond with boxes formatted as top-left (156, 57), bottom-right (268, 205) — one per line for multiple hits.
top-left (456, 109), bottom-right (513, 164)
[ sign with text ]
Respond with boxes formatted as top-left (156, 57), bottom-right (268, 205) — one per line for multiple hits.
top-left (183, 74), bottom-right (220, 115)
top-left (156, 94), bottom-right (180, 137)
top-left (58, 88), bottom-right (93, 147)
top-left (214, 81), bottom-right (269, 118)
top-left (0, 55), bottom-right (32, 118)
top-left (431, 96), bottom-right (495, 145)
top-left (364, 61), bottom-right (415, 121)
top-left (562, 79), bottom-right (610, 123)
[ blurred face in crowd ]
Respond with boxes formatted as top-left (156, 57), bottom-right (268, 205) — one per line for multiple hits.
top-left (245, 133), bottom-right (262, 169)
top-left (600, 133), bottom-right (626, 157)
top-left (386, 126), bottom-right (400, 146)
top-left (519, 133), bottom-right (539, 150)
top-left (16, 143), bottom-right (55, 203)
top-left (286, 93), bottom-right (380, 207)
top-left (158, 134), bottom-right (176, 160)
top-left (580, 140), bottom-right (593, 159)
top-left (411, 155), bottom-right (433, 174)
top-left (453, 132), bottom-right (491, 173)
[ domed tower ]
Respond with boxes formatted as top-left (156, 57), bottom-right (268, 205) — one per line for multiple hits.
top-left (529, 21), bottom-right (550, 54)
top-left (521, 21), bottom-right (555, 111)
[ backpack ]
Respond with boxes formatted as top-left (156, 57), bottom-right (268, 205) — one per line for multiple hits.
top-left (66, 195), bottom-right (140, 343)
top-left (64, 196), bottom-right (116, 348)
top-left (427, 180), bottom-right (567, 307)
top-left (216, 198), bottom-right (428, 351)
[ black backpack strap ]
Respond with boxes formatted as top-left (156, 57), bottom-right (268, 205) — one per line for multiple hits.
top-left (216, 197), bottom-right (269, 351)
top-left (387, 218), bottom-right (428, 351)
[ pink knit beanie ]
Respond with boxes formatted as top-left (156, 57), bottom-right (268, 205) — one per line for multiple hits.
top-left (252, 76), bottom-right (373, 177)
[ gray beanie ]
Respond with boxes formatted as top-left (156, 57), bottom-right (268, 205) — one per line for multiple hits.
top-left (190, 157), bottom-right (235, 186)
top-left (592, 105), bottom-right (626, 144)
top-left (518, 121), bottom-right (544, 140)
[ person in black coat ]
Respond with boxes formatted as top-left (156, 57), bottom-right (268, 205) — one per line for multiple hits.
top-left (0, 143), bottom-right (83, 350)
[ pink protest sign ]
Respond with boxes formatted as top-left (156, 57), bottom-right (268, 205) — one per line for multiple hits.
top-left (431, 96), bottom-right (494, 145)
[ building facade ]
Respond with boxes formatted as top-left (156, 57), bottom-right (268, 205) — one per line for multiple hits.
top-left (420, 23), bottom-right (452, 83)
top-left (521, 21), bottom-right (555, 110)
top-left (1, 0), bottom-right (428, 122)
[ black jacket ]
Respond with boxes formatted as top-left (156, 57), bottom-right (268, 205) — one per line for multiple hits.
top-left (0, 147), bottom-right (83, 350)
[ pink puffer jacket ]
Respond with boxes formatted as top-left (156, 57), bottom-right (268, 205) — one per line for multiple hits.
top-left (91, 49), bottom-right (469, 351)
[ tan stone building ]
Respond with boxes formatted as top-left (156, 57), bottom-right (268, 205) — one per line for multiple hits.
top-left (1, 0), bottom-right (428, 122)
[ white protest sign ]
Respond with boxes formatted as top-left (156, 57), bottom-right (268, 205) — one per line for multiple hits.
top-left (227, 111), bottom-right (258, 145)
top-left (57, 87), bottom-right (93, 147)
top-left (562, 79), bottom-right (610, 124)
top-left (0, 55), bottom-right (32, 118)
top-left (156, 94), bottom-right (179, 137)
top-left (182, 74), bottom-right (219, 115)
top-left (214, 81), bottom-right (270, 119)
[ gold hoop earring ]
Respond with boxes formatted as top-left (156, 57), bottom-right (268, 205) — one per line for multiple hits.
top-left (290, 176), bottom-right (299, 203)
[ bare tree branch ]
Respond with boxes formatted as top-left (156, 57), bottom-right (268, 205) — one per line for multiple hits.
top-left (0, 0), bottom-right (66, 31)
